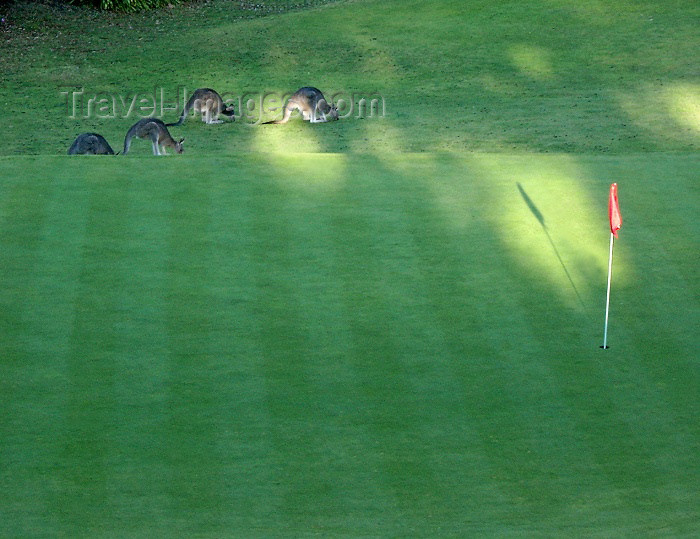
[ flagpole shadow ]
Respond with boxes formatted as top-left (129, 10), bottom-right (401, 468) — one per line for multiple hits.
top-left (516, 182), bottom-right (585, 308)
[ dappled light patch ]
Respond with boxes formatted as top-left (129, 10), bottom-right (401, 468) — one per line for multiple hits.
top-left (251, 119), bottom-right (323, 153)
top-left (616, 82), bottom-right (700, 147)
top-left (395, 154), bottom-right (612, 309)
top-left (508, 44), bottom-right (555, 81)
top-left (469, 155), bottom-right (610, 293)
top-left (264, 152), bottom-right (348, 193)
top-left (665, 83), bottom-right (700, 134)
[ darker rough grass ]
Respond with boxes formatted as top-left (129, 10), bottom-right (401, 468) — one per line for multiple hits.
top-left (1, 0), bottom-right (698, 155)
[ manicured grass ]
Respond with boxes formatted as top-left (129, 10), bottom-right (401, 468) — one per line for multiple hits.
top-left (1, 153), bottom-right (698, 535)
top-left (1, 0), bottom-right (698, 535)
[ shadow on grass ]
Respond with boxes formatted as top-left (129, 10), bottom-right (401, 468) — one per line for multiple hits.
top-left (516, 182), bottom-right (584, 307)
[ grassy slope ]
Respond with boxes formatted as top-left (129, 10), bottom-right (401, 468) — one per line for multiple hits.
top-left (0, 0), bottom-right (698, 154)
top-left (1, 0), bottom-right (699, 536)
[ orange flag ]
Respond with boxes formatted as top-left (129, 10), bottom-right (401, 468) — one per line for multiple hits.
top-left (608, 183), bottom-right (622, 238)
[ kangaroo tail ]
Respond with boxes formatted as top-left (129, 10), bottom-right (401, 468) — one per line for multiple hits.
top-left (122, 134), bottom-right (132, 155)
top-left (262, 107), bottom-right (292, 125)
top-left (165, 114), bottom-right (186, 127)
top-left (166, 103), bottom-right (190, 127)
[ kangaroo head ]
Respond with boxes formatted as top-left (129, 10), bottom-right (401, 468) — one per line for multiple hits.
top-left (328, 103), bottom-right (339, 121)
top-left (175, 138), bottom-right (185, 154)
top-left (222, 103), bottom-right (236, 117)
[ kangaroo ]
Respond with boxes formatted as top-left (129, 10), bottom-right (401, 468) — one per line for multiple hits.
top-left (167, 88), bottom-right (235, 126)
top-left (263, 87), bottom-right (339, 124)
top-left (123, 118), bottom-right (184, 155)
top-left (68, 133), bottom-right (116, 155)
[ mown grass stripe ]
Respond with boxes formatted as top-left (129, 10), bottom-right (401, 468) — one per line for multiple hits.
top-left (51, 171), bottom-right (132, 534)
top-left (375, 158), bottom-right (589, 522)
top-left (0, 166), bottom-right (92, 535)
top-left (159, 172), bottom-right (232, 532)
top-left (259, 157), bottom-right (406, 532)
top-left (0, 170), bottom-right (52, 360)
top-left (198, 158), bottom-right (284, 531)
top-left (242, 164), bottom-right (342, 529)
top-left (319, 161), bottom-right (491, 533)
top-left (88, 170), bottom-right (173, 533)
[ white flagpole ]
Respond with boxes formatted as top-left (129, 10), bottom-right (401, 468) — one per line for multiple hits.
top-left (602, 232), bottom-right (615, 349)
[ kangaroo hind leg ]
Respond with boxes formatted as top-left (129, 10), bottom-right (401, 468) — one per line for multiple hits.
top-left (309, 107), bottom-right (325, 123)
top-left (209, 104), bottom-right (223, 124)
top-left (150, 131), bottom-right (161, 155)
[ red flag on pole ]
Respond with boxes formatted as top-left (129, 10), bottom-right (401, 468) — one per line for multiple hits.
top-left (608, 183), bottom-right (622, 238)
top-left (602, 183), bottom-right (621, 348)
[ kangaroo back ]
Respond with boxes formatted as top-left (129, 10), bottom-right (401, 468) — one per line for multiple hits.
top-left (123, 118), bottom-right (184, 155)
top-left (68, 133), bottom-right (115, 155)
top-left (167, 88), bottom-right (234, 126)
top-left (263, 88), bottom-right (315, 124)
top-left (263, 87), bottom-right (337, 124)
top-left (122, 121), bottom-right (142, 155)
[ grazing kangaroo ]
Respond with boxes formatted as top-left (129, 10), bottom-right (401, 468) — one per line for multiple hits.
top-left (68, 133), bottom-right (116, 155)
top-left (263, 87), bottom-right (339, 124)
top-left (123, 118), bottom-right (184, 155)
top-left (167, 88), bottom-right (235, 126)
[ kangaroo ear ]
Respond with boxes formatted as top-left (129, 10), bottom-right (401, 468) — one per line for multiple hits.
top-left (179, 138), bottom-right (185, 143)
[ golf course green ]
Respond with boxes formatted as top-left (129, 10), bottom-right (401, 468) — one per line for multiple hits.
top-left (1, 0), bottom-right (698, 535)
